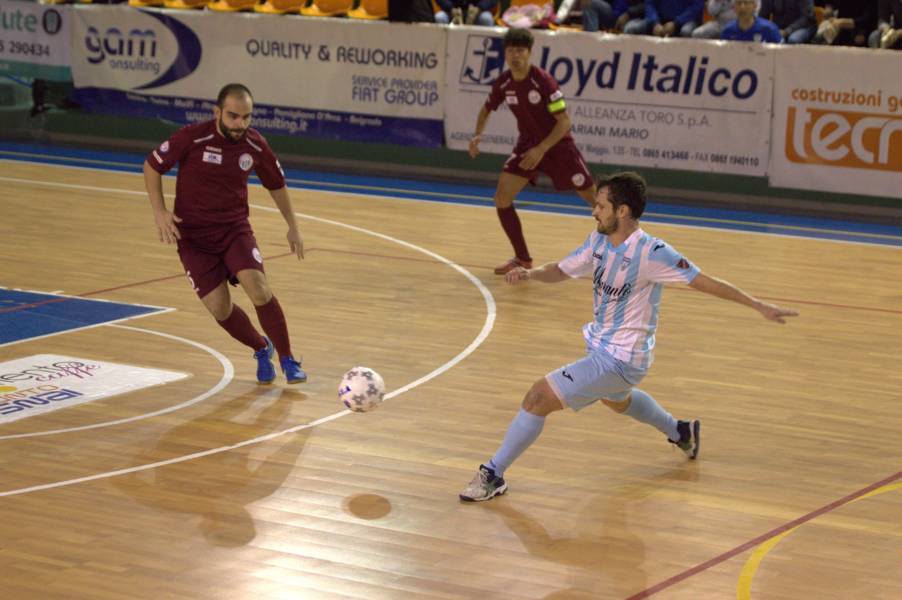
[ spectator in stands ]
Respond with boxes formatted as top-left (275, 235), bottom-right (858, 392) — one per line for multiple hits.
top-left (759, 0), bottom-right (816, 43)
top-left (721, 0), bottom-right (783, 41)
top-left (434, 0), bottom-right (498, 26)
top-left (555, 0), bottom-right (615, 31)
top-left (870, 0), bottom-right (902, 48)
top-left (691, 0), bottom-right (737, 39)
top-left (813, 1), bottom-right (876, 46)
top-left (554, 0), bottom-right (644, 32)
top-left (388, 0), bottom-right (435, 22)
top-left (615, 0), bottom-right (648, 32)
top-left (629, 0), bottom-right (705, 37)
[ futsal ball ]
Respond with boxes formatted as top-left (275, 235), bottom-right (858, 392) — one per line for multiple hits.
top-left (338, 367), bottom-right (385, 413)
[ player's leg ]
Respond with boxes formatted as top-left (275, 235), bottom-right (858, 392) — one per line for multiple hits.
top-left (601, 391), bottom-right (700, 459)
top-left (459, 378), bottom-right (561, 502)
top-left (493, 170), bottom-right (533, 275)
top-left (226, 234), bottom-right (306, 384)
top-left (179, 242), bottom-right (270, 354)
top-left (576, 183), bottom-right (597, 208)
top-left (460, 351), bottom-right (623, 502)
top-left (541, 140), bottom-right (595, 208)
top-left (197, 276), bottom-right (275, 384)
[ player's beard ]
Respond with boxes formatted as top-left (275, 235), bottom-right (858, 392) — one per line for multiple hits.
top-left (219, 116), bottom-right (246, 142)
top-left (597, 213), bottom-right (618, 235)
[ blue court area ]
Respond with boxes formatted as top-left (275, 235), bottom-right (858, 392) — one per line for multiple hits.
top-left (2, 141), bottom-right (901, 247)
top-left (0, 288), bottom-right (166, 345)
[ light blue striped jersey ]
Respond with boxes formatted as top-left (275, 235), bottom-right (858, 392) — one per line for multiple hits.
top-left (558, 228), bottom-right (700, 369)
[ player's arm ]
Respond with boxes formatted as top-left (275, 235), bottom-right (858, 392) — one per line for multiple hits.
top-left (688, 272), bottom-right (798, 323)
top-left (469, 105), bottom-right (491, 159)
top-left (519, 110), bottom-right (571, 171)
top-left (505, 262), bottom-right (570, 285)
top-left (268, 186), bottom-right (304, 260)
top-left (143, 159), bottom-right (181, 243)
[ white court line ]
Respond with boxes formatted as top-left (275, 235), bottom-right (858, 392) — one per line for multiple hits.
top-left (1, 169), bottom-right (497, 497)
top-left (0, 164), bottom-right (898, 249)
top-left (0, 324), bottom-right (234, 440)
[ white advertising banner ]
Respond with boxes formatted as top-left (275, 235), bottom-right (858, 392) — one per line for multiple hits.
top-left (770, 46), bottom-right (902, 198)
top-left (445, 28), bottom-right (774, 175)
top-left (0, 355), bottom-right (187, 424)
top-left (70, 6), bottom-right (445, 146)
top-left (0, 1), bottom-right (70, 81)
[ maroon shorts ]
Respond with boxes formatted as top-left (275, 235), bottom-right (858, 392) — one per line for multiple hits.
top-left (177, 230), bottom-right (264, 298)
top-left (502, 139), bottom-right (593, 191)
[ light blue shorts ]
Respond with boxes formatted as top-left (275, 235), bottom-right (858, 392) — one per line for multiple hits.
top-left (545, 349), bottom-right (647, 411)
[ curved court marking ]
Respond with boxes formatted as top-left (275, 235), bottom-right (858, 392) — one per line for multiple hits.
top-left (0, 183), bottom-right (497, 497)
top-left (0, 325), bottom-right (234, 441)
top-left (735, 481), bottom-right (902, 600)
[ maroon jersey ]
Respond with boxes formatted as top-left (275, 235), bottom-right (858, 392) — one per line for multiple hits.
top-left (485, 65), bottom-right (571, 147)
top-left (147, 120), bottom-right (286, 234)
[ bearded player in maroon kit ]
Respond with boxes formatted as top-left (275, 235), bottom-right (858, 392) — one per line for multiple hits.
top-left (143, 83), bottom-right (306, 385)
top-left (470, 28), bottom-right (597, 275)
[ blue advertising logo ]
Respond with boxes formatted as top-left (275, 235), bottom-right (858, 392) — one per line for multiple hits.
top-left (459, 35), bottom-right (504, 86)
top-left (83, 11), bottom-right (201, 90)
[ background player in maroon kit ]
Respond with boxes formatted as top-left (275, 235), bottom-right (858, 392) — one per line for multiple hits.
top-left (143, 83), bottom-right (307, 385)
top-left (469, 28), bottom-right (597, 275)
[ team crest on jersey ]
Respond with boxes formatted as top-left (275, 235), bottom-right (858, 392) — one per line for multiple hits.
top-left (571, 173), bottom-right (585, 187)
top-left (528, 90), bottom-right (541, 104)
top-left (620, 257), bottom-right (632, 271)
top-left (160, 141), bottom-right (170, 153)
top-left (252, 247), bottom-right (263, 264)
top-left (239, 153), bottom-right (253, 171)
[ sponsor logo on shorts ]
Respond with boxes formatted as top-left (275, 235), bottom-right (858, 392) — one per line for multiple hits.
top-left (528, 90), bottom-right (541, 104)
top-left (239, 153), bottom-right (254, 171)
top-left (561, 369), bottom-right (574, 382)
top-left (185, 270), bottom-right (199, 292)
top-left (252, 247), bottom-right (263, 263)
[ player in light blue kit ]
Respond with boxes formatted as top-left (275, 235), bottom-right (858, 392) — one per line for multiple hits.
top-left (460, 171), bottom-right (798, 502)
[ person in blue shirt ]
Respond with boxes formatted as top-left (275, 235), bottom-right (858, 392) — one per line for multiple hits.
top-left (628, 0), bottom-right (704, 37)
top-left (721, 0), bottom-right (783, 41)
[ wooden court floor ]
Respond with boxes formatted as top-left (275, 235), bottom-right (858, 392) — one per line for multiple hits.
top-left (0, 159), bottom-right (900, 599)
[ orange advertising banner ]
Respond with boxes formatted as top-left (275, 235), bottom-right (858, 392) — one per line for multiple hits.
top-left (770, 47), bottom-right (901, 198)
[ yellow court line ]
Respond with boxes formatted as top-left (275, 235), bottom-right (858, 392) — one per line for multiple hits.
top-left (2, 150), bottom-right (901, 242)
top-left (736, 482), bottom-right (902, 599)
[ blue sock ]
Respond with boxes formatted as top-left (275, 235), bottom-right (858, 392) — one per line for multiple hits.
top-left (623, 388), bottom-right (679, 441)
top-left (487, 408), bottom-right (545, 477)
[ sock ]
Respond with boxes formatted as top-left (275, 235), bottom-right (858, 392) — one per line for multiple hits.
top-left (254, 295), bottom-right (293, 359)
top-left (496, 205), bottom-right (531, 262)
top-left (217, 305), bottom-right (266, 351)
top-left (623, 388), bottom-right (680, 441)
top-left (487, 408), bottom-right (545, 477)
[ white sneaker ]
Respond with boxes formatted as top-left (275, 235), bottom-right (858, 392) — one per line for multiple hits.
top-left (459, 464), bottom-right (508, 502)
